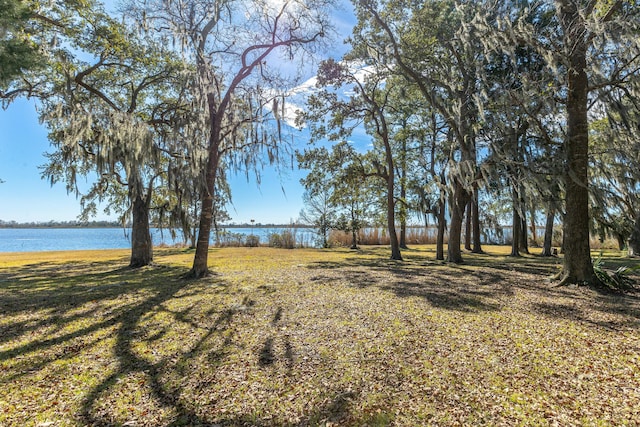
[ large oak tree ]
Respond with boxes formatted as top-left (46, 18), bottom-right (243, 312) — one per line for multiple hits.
top-left (129, 0), bottom-right (333, 278)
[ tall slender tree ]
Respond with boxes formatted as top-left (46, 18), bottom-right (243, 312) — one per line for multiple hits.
top-left (301, 59), bottom-right (404, 259)
top-left (129, 0), bottom-right (333, 278)
top-left (483, 0), bottom-right (639, 283)
top-left (353, 0), bottom-right (488, 263)
top-left (298, 141), bottom-right (373, 250)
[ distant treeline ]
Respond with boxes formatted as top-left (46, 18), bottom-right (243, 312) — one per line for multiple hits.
top-left (0, 220), bottom-right (122, 228)
top-left (0, 220), bottom-right (315, 229)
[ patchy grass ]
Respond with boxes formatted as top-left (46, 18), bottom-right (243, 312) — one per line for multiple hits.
top-left (1, 245), bottom-right (639, 426)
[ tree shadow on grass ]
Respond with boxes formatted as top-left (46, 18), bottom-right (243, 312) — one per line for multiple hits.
top-left (306, 253), bottom-right (512, 313)
top-left (79, 277), bottom-right (238, 426)
top-left (304, 247), bottom-right (640, 324)
top-left (4, 249), bottom-right (640, 425)
top-left (0, 260), bottom-right (155, 351)
top-left (1, 257), bottom-right (371, 426)
top-left (532, 293), bottom-right (640, 331)
top-left (1, 259), bottom-right (218, 424)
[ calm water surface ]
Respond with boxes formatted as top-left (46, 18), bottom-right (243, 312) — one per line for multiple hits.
top-left (0, 227), bottom-right (313, 253)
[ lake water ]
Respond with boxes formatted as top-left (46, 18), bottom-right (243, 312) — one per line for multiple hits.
top-left (0, 227), bottom-right (316, 253)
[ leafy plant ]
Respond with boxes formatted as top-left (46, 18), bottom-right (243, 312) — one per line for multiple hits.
top-left (592, 256), bottom-right (638, 291)
top-left (268, 229), bottom-right (297, 249)
top-left (245, 234), bottom-right (260, 247)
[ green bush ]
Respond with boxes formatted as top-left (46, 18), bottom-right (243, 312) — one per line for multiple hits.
top-left (245, 234), bottom-right (260, 247)
top-left (592, 257), bottom-right (637, 291)
top-left (218, 231), bottom-right (244, 247)
top-left (268, 230), bottom-right (297, 249)
top-left (268, 232), bottom-right (282, 248)
top-left (280, 230), bottom-right (296, 249)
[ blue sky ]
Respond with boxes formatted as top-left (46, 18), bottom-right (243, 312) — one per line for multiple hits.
top-left (0, 2), bottom-right (356, 225)
top-left (0, 94), bottom-right (318, 225)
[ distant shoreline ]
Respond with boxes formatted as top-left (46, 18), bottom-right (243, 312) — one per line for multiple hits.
top-left (0, 221), bottom-right (314, 229)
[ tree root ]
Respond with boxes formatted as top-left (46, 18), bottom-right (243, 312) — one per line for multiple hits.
top-left (549, 270), bottom-right (564, 281)
top-left (181, 268), bottom-right (212, 280)
top-left (550, 275), bottom-right (573, 288)
top-left (549, 272), bottom-right (608, 291)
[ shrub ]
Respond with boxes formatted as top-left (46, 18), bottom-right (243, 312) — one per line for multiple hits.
top-left (268, 229), bottom-right (297, 249)
top-left (268, 232), bottom-right (283, 248)
top-left (280, 230), bottom-right (296, 249)
top-left (592, 256), bottom-right (637, 291)
top-left (218, 231), bottom-right (244, 247)
top-left (245, 234), bottom-right (260, 247)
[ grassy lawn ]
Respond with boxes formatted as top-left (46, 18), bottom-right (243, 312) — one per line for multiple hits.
top-left (1, 245), bottom-right (639, 426)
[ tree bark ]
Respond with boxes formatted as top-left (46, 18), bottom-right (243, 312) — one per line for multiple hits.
top-left (557, 0), bottom-right (597, 285)
top-left (399, 222), bottom-right (407, 249)
top-left (436, 203), bottom-right (446, 261)
top-left (530, 209), bottom-right (538, 246)
top-left (519, 205), bottom-right (529, 254)
top-left (349, 204), bottom-right (359, 249)
top-left (399, 161), bottom-right (408, 249)
top-left (447, 181), bottom-right (470, 263)
top-left (615, 233), bottom-right (625, 251)
top-left (189, 159), bottom-right (217, 278)
top-left (629, 215), bottom-right (640, 257)
top-left (129, 193), bottom-right (153, 268)
top-left (471, 185), bottom-right (483, 253)
top-left (187, 100), bottom-right (221, 278)
top-left (351, 229), bottom-right (358, 249)
top-left (541, 206), bottom-right (555, 257)
top-left (387, 169), bottom-right (402, 260)
top-left (464, 200), bottom-right (472, 251)
top-left (322, 220), bottom-right (329, 248)
top-left (436, 174), bottom-right (446, 261)
top-left (510, 186), bottom-right (521, 257)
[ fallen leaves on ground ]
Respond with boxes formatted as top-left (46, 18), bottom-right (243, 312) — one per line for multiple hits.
top-left (1, 246), bottom-right (639, 426)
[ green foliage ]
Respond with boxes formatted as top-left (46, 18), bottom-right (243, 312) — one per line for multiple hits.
top-left (267, 230), bottom-right (298, 249)
top-left (592, 256), bottom-right (637, 291)
top-left (297, 141), bottom-right (377, 249)
top-left (244, 234), bottom-right (260, 247)
top-left (217, 231), bottom-right (245, 247)
top-left (0, 0), bottom-right (42, 87)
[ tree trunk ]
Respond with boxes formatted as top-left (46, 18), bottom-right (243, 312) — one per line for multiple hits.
top-left (471, 185), bottom-right (483, 253)
top-left (629, 215), bottom-right (640, 257)
top-left (388, 174), bottom-right (402, 260)
top-left (400, 222), bottom-right (407, 249)
top-left (213, 215), bottom-right (220, 248)
top-left (190, 175), bottom-right (215, 278)
top-left (350, 206), bottom-right (359, 249)
top-left (541, 206), bottom-right (555, 257)
top-left (399, 166), bottom-right (408, 249)
top-left (519, 206), bottom-right (529, 254)
top-left (560, 217), bottom-right (565, 254)
top-left (436, 176), bottom-right (446, 261)
top-left (558, 0), bottom-right (597, 285)
top-left (615, 233), bottom-right (625, 251)
top-left (436, 202), bottom-right (446, 261)
top-left (510, 187), bottom-right (520, 257)
top-left (129, 193), bottom-right (153, 268)
top-left (322, 223), bottom-right (329, 248)
top-left (381, 129), bottom-right (402, 260)
top-left (188, 129), bottom-right (220, 278)
top-left (447, 181), bottom-right (470, 263)
top-left (464, 200), bottom-right (472, 251)
top-left (530, 209), bottom-right (538, 246)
